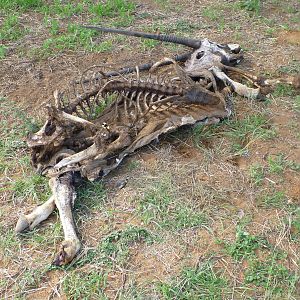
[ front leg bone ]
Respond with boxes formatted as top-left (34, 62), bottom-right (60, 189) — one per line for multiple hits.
top-left (15, 195), bottom-right (56, 233)
top-left (50, 173), bottom-right (81, 266)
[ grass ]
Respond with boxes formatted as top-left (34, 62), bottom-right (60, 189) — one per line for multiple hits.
top-left (278, 61), bottom-right (300, 75)
top-left (272, 84), bottom-right (296, 97)
top-left (63, 270), bottom-right (107, 300)
top-left (0, 14), bottom-right (25, 42)
top-left (250, 163), bottom-right (265, 185)
top-left (158, 260), bottom-right (229, 299)
top-left (245, 256), bottom-right (299, 297)
top-left (76, 181), bottom-right (106, 212)
top-left (293, 95), bottom-right (300, 112)
top-left (202, 7), bottom-right (222, 21)
top-left (249, 153), bottom-right (299, 188)
top-left (0, 228), bottom-right (19, 257)
top-left (39, 1), bottom-right (85, 17)
top-left (35, 24), bottom-right (114, 57)
top-left (1, 0), bottom-right (136, 59)
top-left (138, 179), bottom-right (207, 230)
top-left (193, 113), bottom-right (276, 156)
top-left (239, 0), bottom-right (261, 14)
top-left (0, 0), bottom-right (43, 11)
top-left (88, 0), bottom-right (135, 18)
top-left (258, 190), bottom-right (286, 208)
top-left (290, 209), bottom-right (300, 240)
top-left (69, 226), bottom-right (154, 269)
top-left (224, 114), bottom-right (276, 155)
top-left (267, 153), bottom-right (300, 174)
top-left (12, 174), bottom-right (51, 204)
top-left (0, 45), bottom-right (7, 59)
top-left (267, 154), bottom-right (286, 174)
top-left (98, 226), bottom-right (153, 266)
top-left (0, 98), bottom-right (39, 174)
top-left (223, 228), bottom-right (267, 261)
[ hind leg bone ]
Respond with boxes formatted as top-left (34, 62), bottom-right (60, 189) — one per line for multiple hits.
top-left (15, 195), bottom-right (56, 233)
top-left (50, 173), bottom-right (81, 266)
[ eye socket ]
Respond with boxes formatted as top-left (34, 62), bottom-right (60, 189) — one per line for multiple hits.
top-left (196, 51), bottom-right (205, 59)
top-left (45, 120), bottom-right (56, 136)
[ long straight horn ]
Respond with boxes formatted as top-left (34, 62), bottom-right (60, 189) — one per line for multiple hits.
top-left (83, 25), bottom-right (201, 49)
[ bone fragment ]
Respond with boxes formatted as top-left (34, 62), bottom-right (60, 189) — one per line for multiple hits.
top-left (54, 143), bottom-right (97, 170)
top-left (212, 67), bottom-right (261, 99)
top-left (60, 111), bottom-right (96, 127)
top-left (15, 195), bottom-right (56, 233)
top-left (50, 173), bottom-right (81, 266)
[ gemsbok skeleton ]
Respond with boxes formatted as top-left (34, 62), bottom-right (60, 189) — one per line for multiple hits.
top-left (15, 26), bottom-right (299, 266)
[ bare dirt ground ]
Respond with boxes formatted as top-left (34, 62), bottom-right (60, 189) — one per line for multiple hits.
top-left (0, 0), bottom-right (300, 299)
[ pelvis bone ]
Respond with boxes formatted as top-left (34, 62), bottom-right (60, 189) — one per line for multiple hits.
top-left (15, 27), bottom-right (299, 266)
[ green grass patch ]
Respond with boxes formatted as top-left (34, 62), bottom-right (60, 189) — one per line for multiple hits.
top-left (272, 84), bottom-right (296, 97)
top-left (89, 0), bottom-right (135, 18)
top-left (249, 163), bottom-right (265, 185)
top-left (278, 61), bottom-right (300, 75)
top-left (203, 6), bottom-right (222, 21)
top-left (192, 114), bottom-right (276, 154)
top-left (39, 1), bottom-right (84, 17)
top-left (12, 266), bottom-right (48, 295)
top-left (158, 261), bottom-right (229, 299)
top-left (294, 95), bottom-right (300, 112)
top-left (63, 270), bottom-right (107, 300)
top-left (0, 98), bottom-right (39, 137)
top-left (72, 226), bottom-right (153, 268)
top-left (225, 114), bottom-right (276, 155)
top-left (11, 174), bottom-right (51, 203)
top-left (141, 39), bottom-right (160, 50)
top-left (222, 228), bottom-right (267, 261)
top-left (0, 98), bottom-right (39, 173)
top-left (267, 153), bottom-right (300, 174)
top-left (289, 209), bottom-right (300, 240)
top-left (98, 226), bottom-right (153, 266)
top-left (19, 221), bottom-right (62, 248)
top-left (0, 228), bottom-right (19, 255)
top-left (0, 14), bottom-right (25, 42)
top-left (35, 24), bottom-right (114, 57)
top-left (239, 0), bottom-right (261, 15)
top-left (138, 179), bottom-right (207, 230)
top-left (1, 0), bottom-right (136, 58)
top-left (245, 256), bottom-right (299, 297)
top-left (76, 180), bottom-right (106, 212)
top-left (267, 154), bottom-right (286, 174)
top-left (192, 122), bottom-right (222, 147)
top-left (90, 93), bottom-right (118, 120)
top-left (258, 190), bottom-right (286, 208)
top-left (0, 45), bottom-right (7, 59)
top-left (0, 0), bottom-right (43, 11)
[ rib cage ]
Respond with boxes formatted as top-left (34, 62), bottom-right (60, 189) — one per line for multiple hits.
top-left (28, 62), bottom-right (231, 181)
top-left (58, 65), bottom-right (224, 126)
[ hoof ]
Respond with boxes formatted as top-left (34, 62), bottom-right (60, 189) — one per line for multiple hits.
top-left (52, 239), bottom-right (81, 266)
top-left (15, 215), bottom-right (30, 233)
